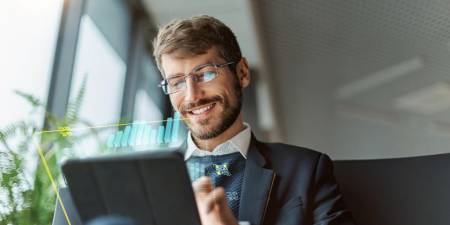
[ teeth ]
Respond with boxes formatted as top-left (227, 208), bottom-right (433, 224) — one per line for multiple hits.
top-left (191, 104), bottom-right (213, 115)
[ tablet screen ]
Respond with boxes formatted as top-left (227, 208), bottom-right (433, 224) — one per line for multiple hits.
top-left (62, 151), bottom-right (200, 225)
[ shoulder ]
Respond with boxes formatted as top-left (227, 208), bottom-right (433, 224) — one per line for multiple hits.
top-left (255, 141), bottom-right (332, 171)
top-left (259, 141), bottom-right (323, 160)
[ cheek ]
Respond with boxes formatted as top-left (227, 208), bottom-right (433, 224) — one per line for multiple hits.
top-left (210, 78), bottom-right (235, 96)
top-left (222, 82), bottom-right (239, 99)
top-left (169, 95), bottom-right (182, 110)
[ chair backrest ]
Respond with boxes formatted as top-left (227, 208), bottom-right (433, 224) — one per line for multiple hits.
top-left (52, 188), bottom-right (82, 225)
top-left (333, 153), bottom-right (450, 225)
top-left (55, 153), bottom-right (450, 225)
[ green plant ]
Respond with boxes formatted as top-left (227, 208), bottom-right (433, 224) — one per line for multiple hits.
top-left (0, 76), bottom-right (104, 225)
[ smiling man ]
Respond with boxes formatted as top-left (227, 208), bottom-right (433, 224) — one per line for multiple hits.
top-left (153, 15), bottom-right (354, 225)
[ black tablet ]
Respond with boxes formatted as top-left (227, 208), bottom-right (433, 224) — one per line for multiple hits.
top-left (61, 150), bottom-right (201, 225)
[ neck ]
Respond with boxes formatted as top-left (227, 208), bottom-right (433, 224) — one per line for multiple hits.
top-left (193, 113), bottom-right (245, 151)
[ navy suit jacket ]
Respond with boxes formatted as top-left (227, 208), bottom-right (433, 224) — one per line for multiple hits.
top-left (53, 136), bottom-right (354, 225)
top-left (231, 136), bottom-right (355, 225)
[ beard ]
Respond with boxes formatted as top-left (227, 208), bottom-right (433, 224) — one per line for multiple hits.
top-left (180, 77), bottom-right (242, 140)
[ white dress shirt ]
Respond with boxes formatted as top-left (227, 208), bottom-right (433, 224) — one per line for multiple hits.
top-left (184, 123), bottom-right (251, 161)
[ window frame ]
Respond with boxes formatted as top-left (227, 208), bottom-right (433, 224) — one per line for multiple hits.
top-left (45, 0), bottom-right (168, 130)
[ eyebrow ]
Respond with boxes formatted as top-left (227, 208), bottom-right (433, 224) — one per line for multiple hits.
top-left (166, 60), bottom-right (216, 79)
top-left (166, 73), bottom-right (185, 79)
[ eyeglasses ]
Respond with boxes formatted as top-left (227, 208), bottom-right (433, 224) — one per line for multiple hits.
top-left (158, 61), bottom-right (236, 95)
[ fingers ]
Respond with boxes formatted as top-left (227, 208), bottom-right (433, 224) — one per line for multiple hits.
top-left (192, 176), bottom-right (228, 213)
top-left (192, 177), bottom-right (239, 225)
top-left (204, 187), bottom-right (226, 213)
top-left (192, 176), bottom-right (213, 197)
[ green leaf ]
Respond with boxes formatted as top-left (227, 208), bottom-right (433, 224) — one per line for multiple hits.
top-left (1, 78), bottom-right (102, 224)
top-left (14, 90), bottom-right (43, 108)
top-left (0, 121), bottom-right (28, 143)
top-left (65, 74), bottom-right (87, 125)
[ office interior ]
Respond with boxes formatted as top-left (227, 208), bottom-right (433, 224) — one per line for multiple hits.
top-left (2, 0), bottom-right (450, 225)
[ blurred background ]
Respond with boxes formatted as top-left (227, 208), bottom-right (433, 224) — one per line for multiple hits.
top-left (2, 0), bottom-right (450, 161)
top-left (2, 0), bottom-right (450, 223)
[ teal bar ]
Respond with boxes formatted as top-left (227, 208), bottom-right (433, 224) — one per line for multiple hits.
top-left (171, 112), bottom-right (181, 143)
top-left (142, 125), bottom-right (151, 145)
top-left (164, 118), bottom-right (173, 144)
top-left (113, 131), bottom-right (123, 148)
top-left (128, 122), bottom-right (139, 146)
top-left (149, 127), bottom-right (157, 144)
top-left (136, 123), bottom-right (145, 146)
top-left (106, 134), bottom-right (115, 148)
top-left (157, 125), bottom-right (165, 144)
top-left (121, 125), bottom-right (131, 147)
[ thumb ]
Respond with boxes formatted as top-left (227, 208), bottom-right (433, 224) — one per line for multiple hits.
top-left (192, 176), bottom-right (213, 197)
top-left (204, 187), bottom-right (226, 213)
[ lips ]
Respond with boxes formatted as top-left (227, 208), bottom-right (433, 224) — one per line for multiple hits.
top-left (185, 103), bottom-right (216, 118)
top-left (190, 104), bottom-right (214, 115)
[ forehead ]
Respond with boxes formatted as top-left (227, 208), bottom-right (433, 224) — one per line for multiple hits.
top-left (161, 47), bottom-right (224, 78)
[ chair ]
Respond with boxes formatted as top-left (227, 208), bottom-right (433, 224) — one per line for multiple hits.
top-left (333, 153), bottom-right (450, 225)
top-left (54, 153), bottom-right (450, 225)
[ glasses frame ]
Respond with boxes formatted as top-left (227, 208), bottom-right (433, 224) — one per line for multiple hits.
top-left (158, 61), bottom-right (236, 95)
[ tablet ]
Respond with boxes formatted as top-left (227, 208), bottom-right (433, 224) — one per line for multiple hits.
top-left (61, 151), bottom-right (201, 225)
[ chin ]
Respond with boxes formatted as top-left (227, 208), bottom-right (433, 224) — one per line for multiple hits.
top-left (190, 120), bottom-right (224, 140)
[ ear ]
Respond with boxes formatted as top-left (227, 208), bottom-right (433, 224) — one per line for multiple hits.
top-left (236, 57), bottom-right (251, 88)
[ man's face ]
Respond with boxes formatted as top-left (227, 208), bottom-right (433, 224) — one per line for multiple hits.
top-left (161, 47), bottom-right (246, 140)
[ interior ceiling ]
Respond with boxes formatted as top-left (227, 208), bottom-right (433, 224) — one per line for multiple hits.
top-left (143, 0), bottom-right (450, 131)
top-left (255, 0), bottom-right (450, 125)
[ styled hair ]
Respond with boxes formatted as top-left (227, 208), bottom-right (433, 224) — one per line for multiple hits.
top-left (152, 15), bottom-right (242, 75)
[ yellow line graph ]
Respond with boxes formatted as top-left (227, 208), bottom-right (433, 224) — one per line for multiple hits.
top-left (36, 118), bottom-right (187, 135)
top-left (33, 137), bottom-right (72, 225)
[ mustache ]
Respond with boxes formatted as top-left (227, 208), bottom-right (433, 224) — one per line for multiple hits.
top-left (180, 96), bottom-right (223, 112)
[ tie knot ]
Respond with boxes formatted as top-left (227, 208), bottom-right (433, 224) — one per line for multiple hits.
top-left (186, 152), bottom-right (245, 182)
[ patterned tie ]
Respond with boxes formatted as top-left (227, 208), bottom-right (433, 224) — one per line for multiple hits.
top-left (186, 152), bottom-right (246, 218)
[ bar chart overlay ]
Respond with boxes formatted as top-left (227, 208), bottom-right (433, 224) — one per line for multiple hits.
top-left (106, 112), bottom-right (183, 149)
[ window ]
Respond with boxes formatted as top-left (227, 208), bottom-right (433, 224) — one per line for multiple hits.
top-left (0, 0), bottom-right (63, 127)
top-left (134, 53), bottom-right (165, 122)
top-left (67, 0), bottom-right (132, 157)
top-left (70, 15), bottom-right (126, 127)
top-left (0, 0), bottom-right (64, 219)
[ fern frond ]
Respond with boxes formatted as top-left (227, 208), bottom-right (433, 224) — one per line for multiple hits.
top-left (65, 74), bottom-right (87, 125)
top-left (0, 121), bottom-right (29, 150)
top-left (14, 90), bottom-right (43, 108)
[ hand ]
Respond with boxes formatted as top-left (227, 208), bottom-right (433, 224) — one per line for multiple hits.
top-left (192, 176), bottom-right (239, 225)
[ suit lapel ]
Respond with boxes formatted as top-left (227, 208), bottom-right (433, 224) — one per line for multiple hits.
top-left (239, 137), bottom-right (276, 225)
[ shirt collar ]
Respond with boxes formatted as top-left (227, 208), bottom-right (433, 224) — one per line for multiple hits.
top-left (184, 123), bottom-right (251, 160)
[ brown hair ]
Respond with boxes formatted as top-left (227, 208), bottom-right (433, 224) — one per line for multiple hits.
top-left (152, 15), bottom-right (242, 75)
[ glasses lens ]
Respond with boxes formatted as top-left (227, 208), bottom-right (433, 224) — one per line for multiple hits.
top-left (194, 65), bottom-right (217, 83)
top-left (167, 76), bottom-right (186, 93)
top-left (202, 71), bottom-right (217, 82)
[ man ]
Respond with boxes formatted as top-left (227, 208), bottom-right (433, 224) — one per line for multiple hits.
top-left (153, 15), bottom-right (355, 225)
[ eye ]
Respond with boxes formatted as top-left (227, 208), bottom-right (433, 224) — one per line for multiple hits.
top-left (168, 77), bottom-right (186, 89)
top-left (173, 80), bottom-right (186, 89)
top-left (202, 71), bottom-right (217, 82)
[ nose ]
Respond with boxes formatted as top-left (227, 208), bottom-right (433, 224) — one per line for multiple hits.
top-left (184, 77), bottom-right (201, 102)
